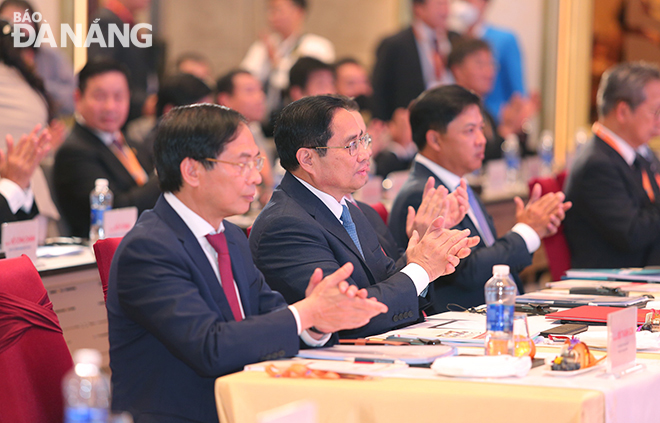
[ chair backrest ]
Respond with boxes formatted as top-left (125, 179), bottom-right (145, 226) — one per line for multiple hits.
top-left (93, 237), bottom-right (123, 303)
top-left (0, 255), bottom-right (74, 423)
top-left (369, 202), bottom-right (389, 225)
top-left (528, 170), bottom-right (571, 281)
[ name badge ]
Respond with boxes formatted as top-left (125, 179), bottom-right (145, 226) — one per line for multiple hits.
top-left (2, 219), bottom-right (39, 261)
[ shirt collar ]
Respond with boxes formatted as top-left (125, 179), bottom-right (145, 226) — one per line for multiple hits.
top-left (597, 123), bottom-right (637, 166)
top-left (75, 113), bottom-right (118, 147)
top-left (164, 192), bottom-right (224, 237)
top-left (415, 154), bottom-right (462, 191)
top-left (292, 174), bottom-right (346, 221)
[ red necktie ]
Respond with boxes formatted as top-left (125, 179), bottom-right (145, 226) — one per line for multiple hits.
top-left (205, 232), bottom-right (243, 321)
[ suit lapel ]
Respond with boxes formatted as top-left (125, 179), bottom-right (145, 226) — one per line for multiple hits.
top-left (153, 196), bottom-right (237, 322)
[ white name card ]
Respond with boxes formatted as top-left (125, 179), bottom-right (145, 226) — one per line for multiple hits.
top-left (103, 207), bottom-right (138, 238)
top-left (2, 219), bottom-right (39, 261)
top-left (607, 307), bottom-right (637, 375)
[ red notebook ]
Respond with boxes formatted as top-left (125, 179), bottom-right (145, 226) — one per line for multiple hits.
top-left (545, 305), bottom-right (651, 325)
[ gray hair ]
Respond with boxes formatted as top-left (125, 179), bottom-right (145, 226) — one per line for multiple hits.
top-left (597, 61), bottom-right (660, 118)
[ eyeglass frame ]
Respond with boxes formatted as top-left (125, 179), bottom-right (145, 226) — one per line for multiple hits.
top-left (310, 134), bottom-right (372, 157)
top-left (203, 155), bottom-right (265, 176)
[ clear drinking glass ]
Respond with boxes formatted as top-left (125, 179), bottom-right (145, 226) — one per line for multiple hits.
top-left (512, 313), bottom-right (536, 358)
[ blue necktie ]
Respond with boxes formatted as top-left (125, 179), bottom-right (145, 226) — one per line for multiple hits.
top-left (466, 185), bottom-right (495, 246)
top-left (341, 204), bottom-right (364, 258)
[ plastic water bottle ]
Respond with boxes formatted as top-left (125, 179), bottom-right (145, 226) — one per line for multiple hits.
top-left (62, 349), bottom-right (110, 423)
top-left (484, 265), bottom-right (516, 356)
top-left (539, 130), bottom-right (554, 176)
top-left (89, 179), bottom-right (113, 244)
top-left (502, 134), bottom-right (521, 185)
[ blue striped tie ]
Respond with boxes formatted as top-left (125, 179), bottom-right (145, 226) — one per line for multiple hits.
top-left (466, 185), bottom-right (495, 246)
top-left (341, 204), bottom-right (364, 258)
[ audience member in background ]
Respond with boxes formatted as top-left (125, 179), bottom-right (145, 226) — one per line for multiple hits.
top-left (176, 52), bottom-right (213, 86)
top-left (374, 108), bottom-right (417, 179)
top-left (54, 59), bottom-right (160, 238)
top-left (0, 0), bottom-right (75, 118)
top-left (334, 58), bottom-right (373, 113)
top-left (448, 0), bottom-right (526, 123)
top-left (389, 85), bottom-right (571, 313)
top-left (137, 73), bottom-right (213, 173)
top-left (448, 38), bottom-right (536, 161)
top-left (0, 18), bottom-right (62, 239)
top-left (372, 0), bottom-right (461, 122)
top-left (241, 0), bottom-right (335, 116)
top-left (288, 56), bottom-right (336, 102)
top-left (108, 103), bottom-right (387, 423)
top-left (250, 95), bottom-right (479, 337)
top-left (0, 127), bottom-right (51, 239)
top-left (565, 62), bottom-right (660, 268)
top-left (88, 0), bottom-right (159, 123)
top-left (216, 69), bottom-right (275, 206)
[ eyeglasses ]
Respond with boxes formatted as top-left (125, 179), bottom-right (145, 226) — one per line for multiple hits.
top-left (312, 134), bottom-right (372, 157)
top-left (204, 156), bottom-right (265, 176)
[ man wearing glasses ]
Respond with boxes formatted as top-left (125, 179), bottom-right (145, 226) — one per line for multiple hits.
top-left (107, 104), bottom-right (389, 422)
top-left (249, 95), bottom-right (479, 338)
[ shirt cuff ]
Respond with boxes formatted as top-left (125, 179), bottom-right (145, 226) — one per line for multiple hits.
top-left (0, 178), bottom-right (34, 214)
top-left (288, 305), bottom-right (332, 347)
top-left (511, 223), bottom-right (541, 253)
top-left (401, 263), bottom-right (431, 296)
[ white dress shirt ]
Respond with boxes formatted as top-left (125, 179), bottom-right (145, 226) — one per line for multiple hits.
top-left (414, 155), bottom-right (541, 253)
top-left (293, 175), bottom-right (431, 295)
top-left (163, 192), bottom-right (328, 346)
top-left (412, 20), bottom-right (454, 89)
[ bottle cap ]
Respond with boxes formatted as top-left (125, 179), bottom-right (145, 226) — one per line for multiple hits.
top-left (73, 348), bottom-right (102, 367)
top-left (95, 178), bottom-right (109, 187)
top-left (492, 265), bottom-right (510, 276)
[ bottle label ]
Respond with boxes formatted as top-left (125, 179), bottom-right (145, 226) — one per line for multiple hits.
top-left (505, 154), bottom-right (521, 170)
top-left (90, 208), bottom-right (106, 226)
top-left (486, 303), bottom-right (514, 332)
top-left (64, 407), bottom-right (108, 423)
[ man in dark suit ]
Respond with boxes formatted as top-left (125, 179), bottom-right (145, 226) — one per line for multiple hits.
top-left (389, 85), bottom-right (570, 313)
top-left (371, 0), bottom-right (460, 122)
top-left (107, 104), bottom-right (387, 423)
top-left (0, 127), bottom-right (51, 239)
top-left (54, 59), bottom-right (160, 238)
top-left (565, 62), bottom-right (660, 268)
top-left (250, 95), bottom-right (479, 338)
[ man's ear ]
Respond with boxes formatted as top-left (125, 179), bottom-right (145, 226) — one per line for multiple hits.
top-left (614, 100), bottom-right (631, 124)
top-left (296, 147), bottom-right (315, 173)
top-left (425, 129), bottom-right (442, 152)
top-left (289, 86), bottom-right (303, 102)
top-left (180, 157), bottom-right (202, 188)
top-left (217, 92), bottom-right (230, 107)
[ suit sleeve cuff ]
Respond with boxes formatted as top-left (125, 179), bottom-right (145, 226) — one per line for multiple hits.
top-left (401, 263), bottom-right (430, 296)
top-left (511, 223), bottom-right (541, 253)
top-left (0, 178), bottom-right (34, 214)
top-left (288, 305), bottom-right (332, 346)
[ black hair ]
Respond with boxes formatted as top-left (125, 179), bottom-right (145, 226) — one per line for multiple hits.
top-left (289, 0), bottom-right (307, 10)
top-left (175, 51), bottom-right (209, 68)
top-left (409, 84), bottom-right (482, 150)
top-left (77, 58), bottom-right (130, 94)
top-left (0, 18), bottom-right (51, 118)
top-left (334, 57), bottom-right (361, 69)
top-left (274, 95), bottom-right (350, 171)
top-left (154, 104), bottom-right (247, 193)
top-left (156, 73), bottom-right (211, 118)
top-left (289, 56), bottom-right (334, 90)
top-left (215, 69), bottom-right (252, 96)
top-left (447, 38), bottom-right (492, 70)
top-left (0, 0), bottom-right (40, 37)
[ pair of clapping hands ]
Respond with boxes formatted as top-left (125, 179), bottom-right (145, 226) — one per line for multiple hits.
top-left (0, 121), bottom-right (65, 189)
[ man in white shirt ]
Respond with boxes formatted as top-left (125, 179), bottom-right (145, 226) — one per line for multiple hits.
top-left (241, 0), bottom-right (335, 116)
top-left (565, 62), bottom-right (660, 268)
top-left (107, 103), bottom-right (387, 423)
top-left (390, 84), bottom-right (570, 313)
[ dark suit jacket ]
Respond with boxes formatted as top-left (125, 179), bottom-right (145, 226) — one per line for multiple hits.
top-left (564, 135), bottom-right (660, 268)
top-left (371, 27), bottom-right (460, 121)
top-left (107, 196), bottom-right (300, 423)
top-left (389, 161), bottom-right (529, 313)
top-left (249, 172), bottom-right (421, 338)
top-left (374, 150), bottom-right (414, 178)
top-left (0, 194), bottom-right (38, 240)
top-left (53, 123), bottom-right (160, 238)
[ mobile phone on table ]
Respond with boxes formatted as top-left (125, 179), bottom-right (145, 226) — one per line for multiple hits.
top-left (539, 323), bottom-right (588, 337)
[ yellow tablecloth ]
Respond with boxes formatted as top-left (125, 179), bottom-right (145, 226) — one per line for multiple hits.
top-left (215, 370), bottom-right (604, 423)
